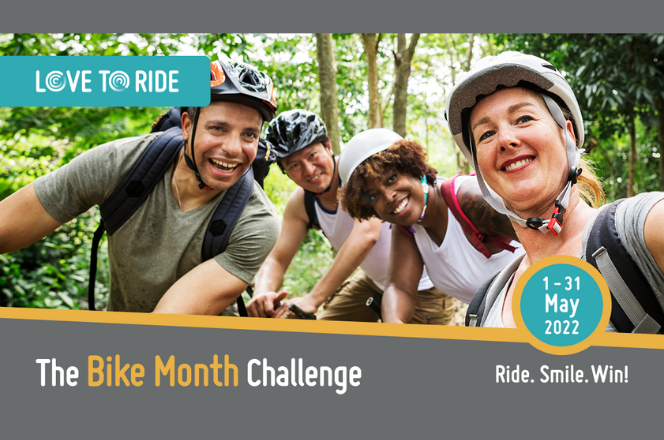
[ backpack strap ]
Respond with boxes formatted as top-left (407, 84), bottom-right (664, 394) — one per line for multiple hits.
top-left (440, 175), bottom-right (517, 259)
top-left (88, 128), bottom-right (184, 311)
top-left (303, 190), bottom-right (320, 230)
top-left (200, 168), bottom-right (255, 318)
top-left (100, 127), bottom-right (184, 235)
top-left (465, 254), bottom-right (525, 327)
top-left (201, 167), bottom-right (255, 261)
top-left (465, 271), bottom-right (498, 327)
top-left (585, 200), bottom-right (663, 334)
top-left (89, 127), bottom-right (255, 316)
top-left (87, 225), bottom-right (106, 311)
top-left (252, 138), bottom-right (276, 189)
top-left (151, 107), bottom-right (182, 133)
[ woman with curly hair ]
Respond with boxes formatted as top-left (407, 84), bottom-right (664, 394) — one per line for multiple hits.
top-left (338, 128), bottom-right (525, 324)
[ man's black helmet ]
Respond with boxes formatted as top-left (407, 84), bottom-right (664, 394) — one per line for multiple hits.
top-left (182, 57), bottom-right (277, 190)
top-left (266, 110), bottom-right (328, 161)
top-left (210, 58), bottom-right (277, 122)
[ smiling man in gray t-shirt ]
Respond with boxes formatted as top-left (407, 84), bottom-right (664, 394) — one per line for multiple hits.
top-left (0, 57), bottom-right (280, 315)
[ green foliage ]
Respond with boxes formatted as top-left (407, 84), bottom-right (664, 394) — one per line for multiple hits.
top-left (0, 33), bottom-right (181, 309)
top-left (587, 116), bottom-right (661, 201)
top-left (282, 229), bottom-right (334, 297)
top-left (262, 169), bottom-right (335, 296)
top-left (3, 32), bottom-right (663, 310)
top-left (1, 208), bottom-right (109, 309)
top-left (0, 32), bottom-right (344, 310)
top-left (498, 33), bottom-right (664, 198)
top-left (263, 165), bottom-right (297, 215)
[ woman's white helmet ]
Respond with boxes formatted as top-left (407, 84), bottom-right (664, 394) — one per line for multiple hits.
top-left (446, 51), bottom-right (584, 163)
top-left (445, 51), bottom-right (585, 235)
top-left (338, 128), bottom-right (403, 184)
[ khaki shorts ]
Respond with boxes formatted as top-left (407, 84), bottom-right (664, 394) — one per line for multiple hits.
top-left (317, 270), bottom-right (455, 325)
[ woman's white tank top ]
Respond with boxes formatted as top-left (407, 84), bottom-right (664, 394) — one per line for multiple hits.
top-left (411, 176), bottom-right (525, 303)
top-left (315, 199), bottom-right (433, 291)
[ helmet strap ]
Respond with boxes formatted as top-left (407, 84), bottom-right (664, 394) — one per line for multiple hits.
top-left (418, 176), bottom-right (429, 222)
top-left (469, 95), bottom-right (581, 236)
top-left (183, 107), bottom-right (213, 191)
top-left (524, 167), bottom-right (582, 236)
top-left (314, 153), bottom-right (338, 198)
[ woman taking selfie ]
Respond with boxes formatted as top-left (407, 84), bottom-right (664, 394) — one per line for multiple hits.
top-left (444, 51), bottom-right (664, 332)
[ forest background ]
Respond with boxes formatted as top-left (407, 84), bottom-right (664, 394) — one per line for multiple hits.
top-left (1, 33), bottom-right (663, 313)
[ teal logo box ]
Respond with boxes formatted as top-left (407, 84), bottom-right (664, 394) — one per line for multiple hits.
top-left (0, 56), bottom-right (211, 107)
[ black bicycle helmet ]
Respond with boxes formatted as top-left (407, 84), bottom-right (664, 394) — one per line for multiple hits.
top-left (266, 110), bottom-right (328, 162)
top-left (209, 58), bottom-right (277, 122)
top-left (184, 57), bottom-right (278, 190)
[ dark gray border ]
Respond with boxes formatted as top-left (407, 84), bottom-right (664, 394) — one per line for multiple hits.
top-left (3, 2), bottom-right (664, 438)
top-left (3, 317), bottom-right (662, 440)
top-left (2, 0), bottom-right (664, 32)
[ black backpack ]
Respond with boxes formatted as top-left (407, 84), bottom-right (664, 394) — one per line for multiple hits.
top-left (302, 172), bottom-right (343, 231)
top-left (303, 190), bottom-right (321, 230)
top-left (466, 200), bottom-right (664, 334)
top-left (88, 107), bottom-right (277, 316)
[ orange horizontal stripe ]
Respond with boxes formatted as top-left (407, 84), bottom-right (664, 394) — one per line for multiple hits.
top-left (1, 307), bottom-right (663, 350)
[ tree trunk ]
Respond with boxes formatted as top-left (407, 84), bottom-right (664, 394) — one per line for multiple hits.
top-left (455, 33), bottom-right (475, 174)
top-left (658, 98), bottom-right (664, 191)
top-left (487, 34), bottom-right (494, 56)
top-left (628, 110), bottom-right (636, 198)
top-left (361, 33), bottom-right (382, 129)
top-left (392, 33), bottom-right (420, 137)
top-left (457, 151), bottom-right (470, 175)
top-left (464, 33), bottom-right (475, 70)
top-left (315, 33), bottom-right (341, 155)
top-left (442, 34), bottom-right (456, 84)
top-left (600, 150), bottom-right (616, 201)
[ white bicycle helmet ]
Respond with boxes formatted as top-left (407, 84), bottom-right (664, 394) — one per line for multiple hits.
top-left (338, 128), bottom-right (404, 184)
top-left (445, 51), bottom-right (584, 236)
top-left (339, 128), bottom-right (432, 221)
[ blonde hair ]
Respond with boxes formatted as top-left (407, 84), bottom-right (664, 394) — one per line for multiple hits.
top-left (577, 156), bottom-right (605, 208)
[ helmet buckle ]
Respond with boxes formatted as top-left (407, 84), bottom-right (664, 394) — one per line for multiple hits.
top-left (547, 218), bottom-right (562, 236)
top-left (568, 167), bottom-right (582, 185)
top-left (526, 218), bottom-right (544, 230)
top-left (547, 202), bottom-right (566, 236)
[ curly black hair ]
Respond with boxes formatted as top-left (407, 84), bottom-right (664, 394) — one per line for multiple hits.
top-left (339, 140), bottom-right (437, 220)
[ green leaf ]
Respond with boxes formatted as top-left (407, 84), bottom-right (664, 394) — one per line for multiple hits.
top-left (58, 292), bottom-right (75, 309)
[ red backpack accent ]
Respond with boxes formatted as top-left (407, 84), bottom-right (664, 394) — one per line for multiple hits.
top-left (439, 175), bottom-right (517, 259)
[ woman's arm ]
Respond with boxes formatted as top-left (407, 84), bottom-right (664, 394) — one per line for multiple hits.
top-left (382, 226), bottom-right (425, 324)
top-left (457, 178), bottom-right (519, 242)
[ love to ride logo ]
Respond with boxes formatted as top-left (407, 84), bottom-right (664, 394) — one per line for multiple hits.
top-left (0, 56), bottom-right (211, 107)
top-left (104, 71), bottom-right (130, 92)
top-left (36, 70), bottom-right (175, 93)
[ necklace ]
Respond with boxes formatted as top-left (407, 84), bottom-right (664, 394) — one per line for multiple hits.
top-left (418, 176), bottom-right (429, 222)
top-left (173, 150), bottom-right (183, 211)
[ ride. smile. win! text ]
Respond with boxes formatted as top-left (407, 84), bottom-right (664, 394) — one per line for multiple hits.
top-left (35, 356), bottom-right (362, 395)
top-left (495, 364), bottom-right (629, 384)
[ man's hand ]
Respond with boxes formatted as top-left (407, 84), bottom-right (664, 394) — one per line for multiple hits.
top-left (246, 290), bottom-right (288, 318)
top-left (272, 294), bottom-right (320, 319)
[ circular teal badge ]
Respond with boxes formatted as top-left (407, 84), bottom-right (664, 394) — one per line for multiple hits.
top-left (520, 263), bottom-right (605, 347)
